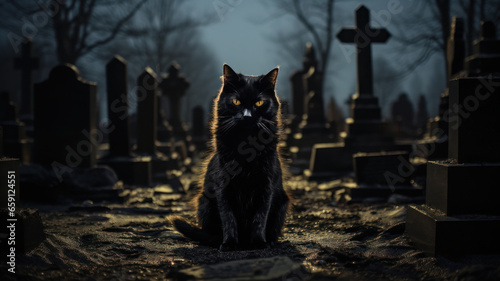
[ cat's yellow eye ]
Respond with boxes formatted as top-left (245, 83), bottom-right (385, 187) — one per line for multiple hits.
top-left (255, 100), bottom-right (264, 107)
top-left (232, 99), bottom-right (241, 106)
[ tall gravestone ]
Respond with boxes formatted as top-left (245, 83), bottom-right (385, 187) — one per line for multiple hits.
top-left (406, 21), bottom-right (500, 255)
top-left (135, 67), bottom-right (173, 176)
top-left (416, 17), bottom-right (465, 160)
top-left (99, 56), bottom-right (151, 185)
top-left (415, 95), bottom-right (429, 135)
top-left (288, 44), bottom-right (333, 173)
top-left (14, 38), bottom-right (39, 133)
top-left (336, 5), bottom-right (392, 146)
top-left (160, 63), bottom-right (190, 141)
top-left (0, 92), bottom-right (31, 164)
top-left (191, 105), bottom-right (207, 151)
top-left (297, 44), bottom-right (328, 136)
top-left (33, 64), bottom-right (97, 168)
top-left (391, 93), bottom-right (415, 137)
top-left (307, 5), bottom-right (410, 180)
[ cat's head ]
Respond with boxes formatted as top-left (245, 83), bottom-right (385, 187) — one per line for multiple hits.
top-left (214, 64), bottom-right (280, 138)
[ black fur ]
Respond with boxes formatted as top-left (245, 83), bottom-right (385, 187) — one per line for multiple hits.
top-left (169, 64), bottom-right (290, 251)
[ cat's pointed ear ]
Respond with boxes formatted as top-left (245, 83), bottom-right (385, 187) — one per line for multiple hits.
top-left (261, 66), bottom-right (279, 87)
top-left (223, 63), bottom-right (239, 83)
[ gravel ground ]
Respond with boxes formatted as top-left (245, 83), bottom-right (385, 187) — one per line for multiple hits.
top-left (3, 175), bottom-right (500, 281)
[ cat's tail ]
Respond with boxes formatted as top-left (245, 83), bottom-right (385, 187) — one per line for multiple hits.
top-left (168, 216), bottom-right (220, 247)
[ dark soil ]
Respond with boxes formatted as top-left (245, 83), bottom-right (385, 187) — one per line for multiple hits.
top-left (3, 176), bottom-right (500, 280)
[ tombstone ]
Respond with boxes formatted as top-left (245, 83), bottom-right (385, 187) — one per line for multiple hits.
top-left (99, 56), bottom-right (151, 186)
top-left (33, 64), bottom-right (97, 168)
top-left (135, 67), bottom-right (177, 177)
top-left (156, 85), bottom-right (173, 142)
top-left (160, 63), bottom-right (190, 141)
top-left (288, 44), bottom-right (332, 173)
top-left (391, 93), bottom-right (415, 137)
top-left (325, 97), bottom-right (344, 141)
top-left (298, 44), bottom-right (328, 136)
top-left (307, 5), bottom-right (411, 180)
top-left (415, 95), bottom-right (429, 135)
top-left (14, 37), bottom-right (39, 133)
top-left (416, 19), bottom-right (498, 159)
top-left (0, 92), bottom-right (32, 164)
top-left (191, 105), bottom-right (207, 151)
top-left (336, 5), bottom-right (393, 146)
top-left (406, 21), bottom-right (500, 255)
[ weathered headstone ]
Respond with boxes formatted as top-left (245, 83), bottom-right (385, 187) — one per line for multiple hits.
top-left (336, 5), bottom-right (392, 145)
top-left (191, 105), bottom-right (207, 150)
top-left (135, 67), bottom-right (175, 177)
top-left (33, 64), bottom-right (97, 168)
top-left (307, 5), bottom-right (410, 180)
top-left (406, 23), bottom-right (500, 255)
top-left (14, 37), bottom-right (39, 127)
top-left (299, 44), bottom-right (328, 135)
top-left (136, 68), bottom-right (158, 154)
top-left (415, 95), bottom-right (429, 135)
top-left (0, 92), bottom-right (31, 164)
top-left (99, 56), bottom-right (151, 185)
top-left (391, 93), bottom-right (415, 137)
top-left (288, 44), bottom-right (333, 173)
top-left (160, 63), bottom-right (190, 140)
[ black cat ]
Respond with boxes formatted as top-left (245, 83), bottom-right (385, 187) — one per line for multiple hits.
top-left (169, 64), bottom-right (290, 251)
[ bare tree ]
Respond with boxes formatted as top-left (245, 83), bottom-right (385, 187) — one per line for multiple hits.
top-left (265, 0), bottom-right (335, 94)
top-left (2, 0), bottom-right (145, 64)
top-left (95, 0), bottom-right (219, 121)
top-left (391, 0), bottom-right (500, 81)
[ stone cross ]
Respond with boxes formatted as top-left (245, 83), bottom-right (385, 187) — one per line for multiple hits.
top-left (106, 55), bottom-right (131, 157)
top-left (160, 63), bottom-right (190, 139)
top-left (14, 38), bottom-right (39, 120)
top-left (337, 5), bottom-right (391, 96)
top-left (136, 67), bottom-right (158, 154)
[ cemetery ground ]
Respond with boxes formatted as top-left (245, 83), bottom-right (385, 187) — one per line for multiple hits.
top-left (7, 170), bottom-right (500, 281)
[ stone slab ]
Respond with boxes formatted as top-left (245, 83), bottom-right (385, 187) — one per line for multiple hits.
top-left (99, 156), bottom-right (152, 186)
top-left (176, 256), bottom-right (308, 281)
top-left (406, 204), bottom-right (500, 256)
top-left (426, 161), bottom-right (500, 216)
top-left (353, 151), bottom-right (411, 186)
top-left (448, 78), bottom-right (500, 163)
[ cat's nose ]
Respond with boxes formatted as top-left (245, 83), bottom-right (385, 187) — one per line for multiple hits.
top-left (243, 108), bottom-right (252, 118)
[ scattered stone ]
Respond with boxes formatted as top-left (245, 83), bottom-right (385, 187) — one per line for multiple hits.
top-left (176, 256), bottom-right (308, 281)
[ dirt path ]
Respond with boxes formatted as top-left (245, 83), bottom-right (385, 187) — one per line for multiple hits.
top-left (6, 177), bottom-right (500, 280)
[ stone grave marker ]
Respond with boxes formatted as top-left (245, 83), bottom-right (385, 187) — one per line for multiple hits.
top-left (288, 43), bottom-right (333, 173)
top-left (33, 64), bottom-right (97, 168)
top-left (14, 37), bottom-right (39, 129)
top-left (307, 5), bottom-right (411, 180)
top-left (135, 67), bottom-right (177, 178)
top-left (191, 105), bottom-right (207, 150)
top-left (406, 22), bottom-right (500, 255)
top-left (391, 93), bottom-right (415, 137)
top-left (0, 92), bottom-right (31, 164)
top-left (99, 56), bottom-right (151, 185)
top-left (160, 62), bottom-right (190, 141)
top-left (416, 17), bottom-right (465, 160)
